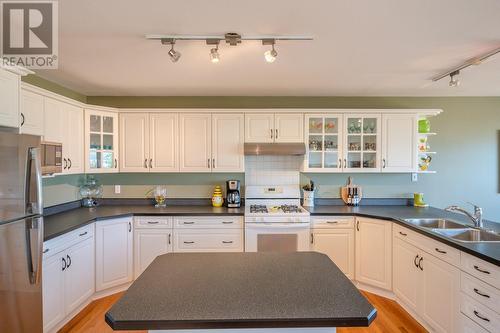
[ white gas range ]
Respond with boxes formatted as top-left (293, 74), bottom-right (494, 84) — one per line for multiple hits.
top-left (244, 185), bottom-right (311, 252)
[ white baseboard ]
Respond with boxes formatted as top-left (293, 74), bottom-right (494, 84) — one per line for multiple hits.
top-left (93, 282), bottom-right (131, 301)
top-left (355, 281), bottom-right (395, 300)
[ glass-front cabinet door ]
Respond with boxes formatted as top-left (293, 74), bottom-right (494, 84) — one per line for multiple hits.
top-left (343, 114), bottom-right (381, 172)
top-left (84, 109), bottom-right (119, 173)
top-left (304, 114), bottom-right (343, 172)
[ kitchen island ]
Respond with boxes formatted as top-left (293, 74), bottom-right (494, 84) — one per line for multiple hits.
top-left (105, 252), bottom-right (376, 332)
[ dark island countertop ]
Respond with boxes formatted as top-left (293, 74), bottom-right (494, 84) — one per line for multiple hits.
top-left (106, 252), bottom-right (376, 330)
top-left (44, 205), bottom-right (243, 241)
top-left (305, 205), bottom-right (500, 266)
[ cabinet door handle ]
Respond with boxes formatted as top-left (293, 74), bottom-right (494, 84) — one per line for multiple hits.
top-left (212, 158), bottom-right (215, 169)
top-left (144, 159), bottom-right (148, 168)
top-left (147, 221), bottom-right (159, 224)
top-left (275, 129), bottom-right (278, 139)
top-left (473, 310), bottom-right (490, 322)
top-left (63, 158), bottom-right (67, 170)
top-left (21, 112), bottom-right (25, 126)
top-left (66, 255), bottom-right (72, 268)
top-left (183, 221), bottom-right (195, 224)
top-left (270, 129), bottom-right (273, 139)
top-left (414, 255), bottom-right (420, 268)
top-left (382, 158), bottom-right (386, 168)
top-left (435, 248), bottom-right (447, 254)
top-left (68, 158), bottom-right (72, 169)
top-left (128, 222), bottom-right (131, 232)
top-left (356, 220), bottom-right (359, 231)
top-left (310, 233), bottom-right (314, 244)
top-left (222, 221), bottom-right (233, 224)
top-left (207, 158), bottom-right (210, 168)
top-left (79, 231), bottom-right (88, 237)
top-left (344, 158), bottom-right (347, 168)
top-left (149, 158), bottom-right (152, 169)
top-left (418, 257), bottom-right (423, 271)
top-left (399, 231), bottom-right (407, 236)
top-left (43, 248), bottom-right (50, 254)
top-left (183, 241), bottom-right (195, 244)
top-left (62, 257), bottom-right (67, 271)
top-left (473, 288), bottom-right (490, 298)
top-left (326, 221), bottom-right (338, 224)
top-left (222, 240), bottom-right (233, 244)
top-left (474, 265), bottom-right (490, 274)
top-left (114, 158), bottom-right (118, 168)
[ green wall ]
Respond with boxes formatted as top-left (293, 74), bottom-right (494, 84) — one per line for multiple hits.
top-left (30, 77), bottom-right (499, 221)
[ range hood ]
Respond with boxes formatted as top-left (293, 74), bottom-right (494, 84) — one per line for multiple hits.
top-left (244, 143), bottom-right (306, 156)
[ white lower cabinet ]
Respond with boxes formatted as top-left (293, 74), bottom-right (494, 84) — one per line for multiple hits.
top-left (393, 226), bottom-right (460, 333)
top-left (42, 226), bottom-right (95, 333)
top-left (95, 217), bottom-right (133, 291)
top-left (311, 216), bottom-right (355, 279)
top-left (355, 217), bottom-right (392, 290)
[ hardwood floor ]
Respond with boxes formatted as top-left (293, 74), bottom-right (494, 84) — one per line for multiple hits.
top-left (59, 291), bottom-right (427, 333)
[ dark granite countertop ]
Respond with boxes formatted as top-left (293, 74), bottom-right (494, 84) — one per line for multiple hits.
top-left (305, 205), bottom-right (500, 266)
top-left (44, 205), bottom-right (243, 241)
top-left (106, 252), bottom-right (376, 330)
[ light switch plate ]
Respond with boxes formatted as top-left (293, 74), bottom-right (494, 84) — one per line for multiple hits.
top-left (411, 173), bottom-right (418, 182)
top-left (114, 185), bottom-right (121, 194)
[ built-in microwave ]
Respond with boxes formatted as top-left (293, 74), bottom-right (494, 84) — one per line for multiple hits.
top-left (41, 142), bottom-right (62, 175)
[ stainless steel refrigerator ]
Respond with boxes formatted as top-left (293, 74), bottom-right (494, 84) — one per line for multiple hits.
top-left (0, 130), bottom-right (44, 333)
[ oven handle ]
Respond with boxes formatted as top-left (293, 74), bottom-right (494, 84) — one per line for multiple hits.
top-left (245, 223), bottom-right (310, 229)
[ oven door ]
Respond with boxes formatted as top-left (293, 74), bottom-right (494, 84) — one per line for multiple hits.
top-left (245, 223), bottom-right (310, 252)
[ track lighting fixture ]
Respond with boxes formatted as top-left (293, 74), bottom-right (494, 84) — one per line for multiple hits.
top-left (448, 70), bottom-right (460, 87)
top-left (263, 39), bottom-right (277, 63)
top-left (148, 33), bottom-right (312, 64)
top-left (432, 46), bottom-right (500, 86)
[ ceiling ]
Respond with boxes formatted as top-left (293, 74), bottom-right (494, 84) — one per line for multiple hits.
top-left (35, 0), bottom-right (500, 96)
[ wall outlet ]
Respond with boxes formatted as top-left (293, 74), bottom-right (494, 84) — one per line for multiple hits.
top-left (114, 185), bottom-right (121, 194)
top-left (411, 173), bottom-right (418, 182)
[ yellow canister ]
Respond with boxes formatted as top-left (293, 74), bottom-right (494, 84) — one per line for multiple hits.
top-left (212, 185), bottom-right (224, 207)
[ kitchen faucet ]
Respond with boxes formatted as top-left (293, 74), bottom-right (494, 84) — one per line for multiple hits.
top-left (444, 203), bottom-right (483, 229)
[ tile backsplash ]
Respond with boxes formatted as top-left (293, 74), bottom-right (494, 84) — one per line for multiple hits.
top-left (245, 156), bottom-right (301, 186)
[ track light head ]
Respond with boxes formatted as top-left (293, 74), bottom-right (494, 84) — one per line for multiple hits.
top-left (263, 40), bottom-right (277, 63)
top-left (449, 70), bottom-right (460, 87)
top-left (162, 39), bottom-right (181, 62)
top-left (210, 46), bottom-right (220, 63)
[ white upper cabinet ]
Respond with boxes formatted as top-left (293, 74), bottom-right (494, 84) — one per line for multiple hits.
top-left (212, 114), bottom-right (244, 172)
top-left (20, 89), bottom-right (44, 136)
top-left (180, 113), bottom-right (212, 172)
top-left (43, 97), bottom-right (65, 143)
top-left (0, 68), bottom-right (20, 128)
top-left (245, 113), bottom-right (274, 143)
top-left (274, 113), bottom-right (304, 142)
top-left (149, 113), bottom-right (178, 172)
top-left (355, 217), bottom-right (392, 290)
top-left (245, 113), bottom-right (303, 143)
top-left (120, 113), bottom-right (150, 172)
top-left (84, 109), bottom-right (119, 173)
top-left (62, 103), bottom-right (84, 174)
top-left (344, 114), bottom-right (382, 172)
top-left (304, 114), bottom-right (344, 172)
top-left (381, 114), bottom-right (417, 172)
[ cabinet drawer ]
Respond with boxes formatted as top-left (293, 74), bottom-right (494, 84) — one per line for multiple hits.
top-left (311, 216), bottom-right (354, 229)
top-left (461, 252), bottom-right (500, 290)
top-left (43, 223), bottom-right (94, 260)
top-left (461, 293), bottom-right (500, 332)
top-left (174, 229), bottom-right (243, 252)
top-left (461, 272), bottom-right (500, 314)
top-left (459, 313), bottom-right (490, 333)
top-left (174, 216), bottom-right (242, 229)
top-left (135, 216), bottom-right (173, 228)
top-left (393, 224), bottom-right (460, 267)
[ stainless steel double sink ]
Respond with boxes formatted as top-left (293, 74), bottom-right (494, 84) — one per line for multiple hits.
top-left (403, 218), bottom-right (500, 243)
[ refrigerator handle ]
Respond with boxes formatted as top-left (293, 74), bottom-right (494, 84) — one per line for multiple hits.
top-left (25, 147), bottom-right (43, 215)
top-left (26, 217), bottom-right (43, 285)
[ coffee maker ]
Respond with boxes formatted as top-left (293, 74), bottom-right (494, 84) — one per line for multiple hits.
top-left (226, 180), bottom-right (241, 208)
